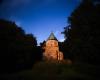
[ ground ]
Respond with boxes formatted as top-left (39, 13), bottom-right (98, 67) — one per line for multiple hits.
top-left (0, 62), bottom-right (99, 80)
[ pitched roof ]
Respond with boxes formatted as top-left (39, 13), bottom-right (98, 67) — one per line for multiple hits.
top-left (47, 32), bottom-right (57, 41)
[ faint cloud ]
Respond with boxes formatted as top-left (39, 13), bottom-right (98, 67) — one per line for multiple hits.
top-left (9, 16), bottom-right (22, 26)
top-left (59, 38), bottom-right (65, 42)
top-left (54, 30), bottom-right (65, 42)
top-left (15, 21), bottom-right (21, 26)
top-left (0, 0), bottom-right (32, 8)
top-left (54, 30), bottom-right (60, 36)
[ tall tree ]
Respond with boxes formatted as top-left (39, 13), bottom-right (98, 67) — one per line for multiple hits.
top-left (0, 19), bottom-right (38, 73)
top-left (62, 0), bottom-right (100, 64)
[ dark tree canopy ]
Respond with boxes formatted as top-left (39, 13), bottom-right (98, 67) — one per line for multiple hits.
top-left (62, 0), bottom-right (100, 65)
top-left (0, 19), bottom-right (42, 73)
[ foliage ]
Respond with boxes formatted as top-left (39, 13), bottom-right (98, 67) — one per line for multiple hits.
top-left (0, 19), bottom-right (42, 73)
top-left (62, 0), bottom-right (100, 65)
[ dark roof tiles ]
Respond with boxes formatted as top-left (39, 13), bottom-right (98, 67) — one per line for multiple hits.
top-left (47, 32), bottom-right (57, 41)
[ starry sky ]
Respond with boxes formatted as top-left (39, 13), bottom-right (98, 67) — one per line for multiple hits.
top-left (0, 0), bottom-right (81, 44)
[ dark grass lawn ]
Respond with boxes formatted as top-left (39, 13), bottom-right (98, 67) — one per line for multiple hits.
top-left (0, 62), bottom-right (100, 80)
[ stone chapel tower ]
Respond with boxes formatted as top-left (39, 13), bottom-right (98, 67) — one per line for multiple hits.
top-left (43, 32), bottom-right (63, 61)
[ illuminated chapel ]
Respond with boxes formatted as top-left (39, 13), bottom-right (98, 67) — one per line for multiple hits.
top-left (43, 32), bottom-right (63, 61)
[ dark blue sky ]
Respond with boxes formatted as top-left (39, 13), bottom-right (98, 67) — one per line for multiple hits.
top-left (0, 0), bottom-right (81, 44)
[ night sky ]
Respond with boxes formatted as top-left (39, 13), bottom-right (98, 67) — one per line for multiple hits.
top-left (0, 0), bottom-right (81, 44)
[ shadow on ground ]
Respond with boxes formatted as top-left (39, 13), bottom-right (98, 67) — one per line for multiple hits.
top-left (0, 62), bottom-right (99, 80)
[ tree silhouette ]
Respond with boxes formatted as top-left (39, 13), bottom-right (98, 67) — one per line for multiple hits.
top-left (62, 0), bottom-right (100, 65)
top-left (0, 19), bottom-right (41, 73)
